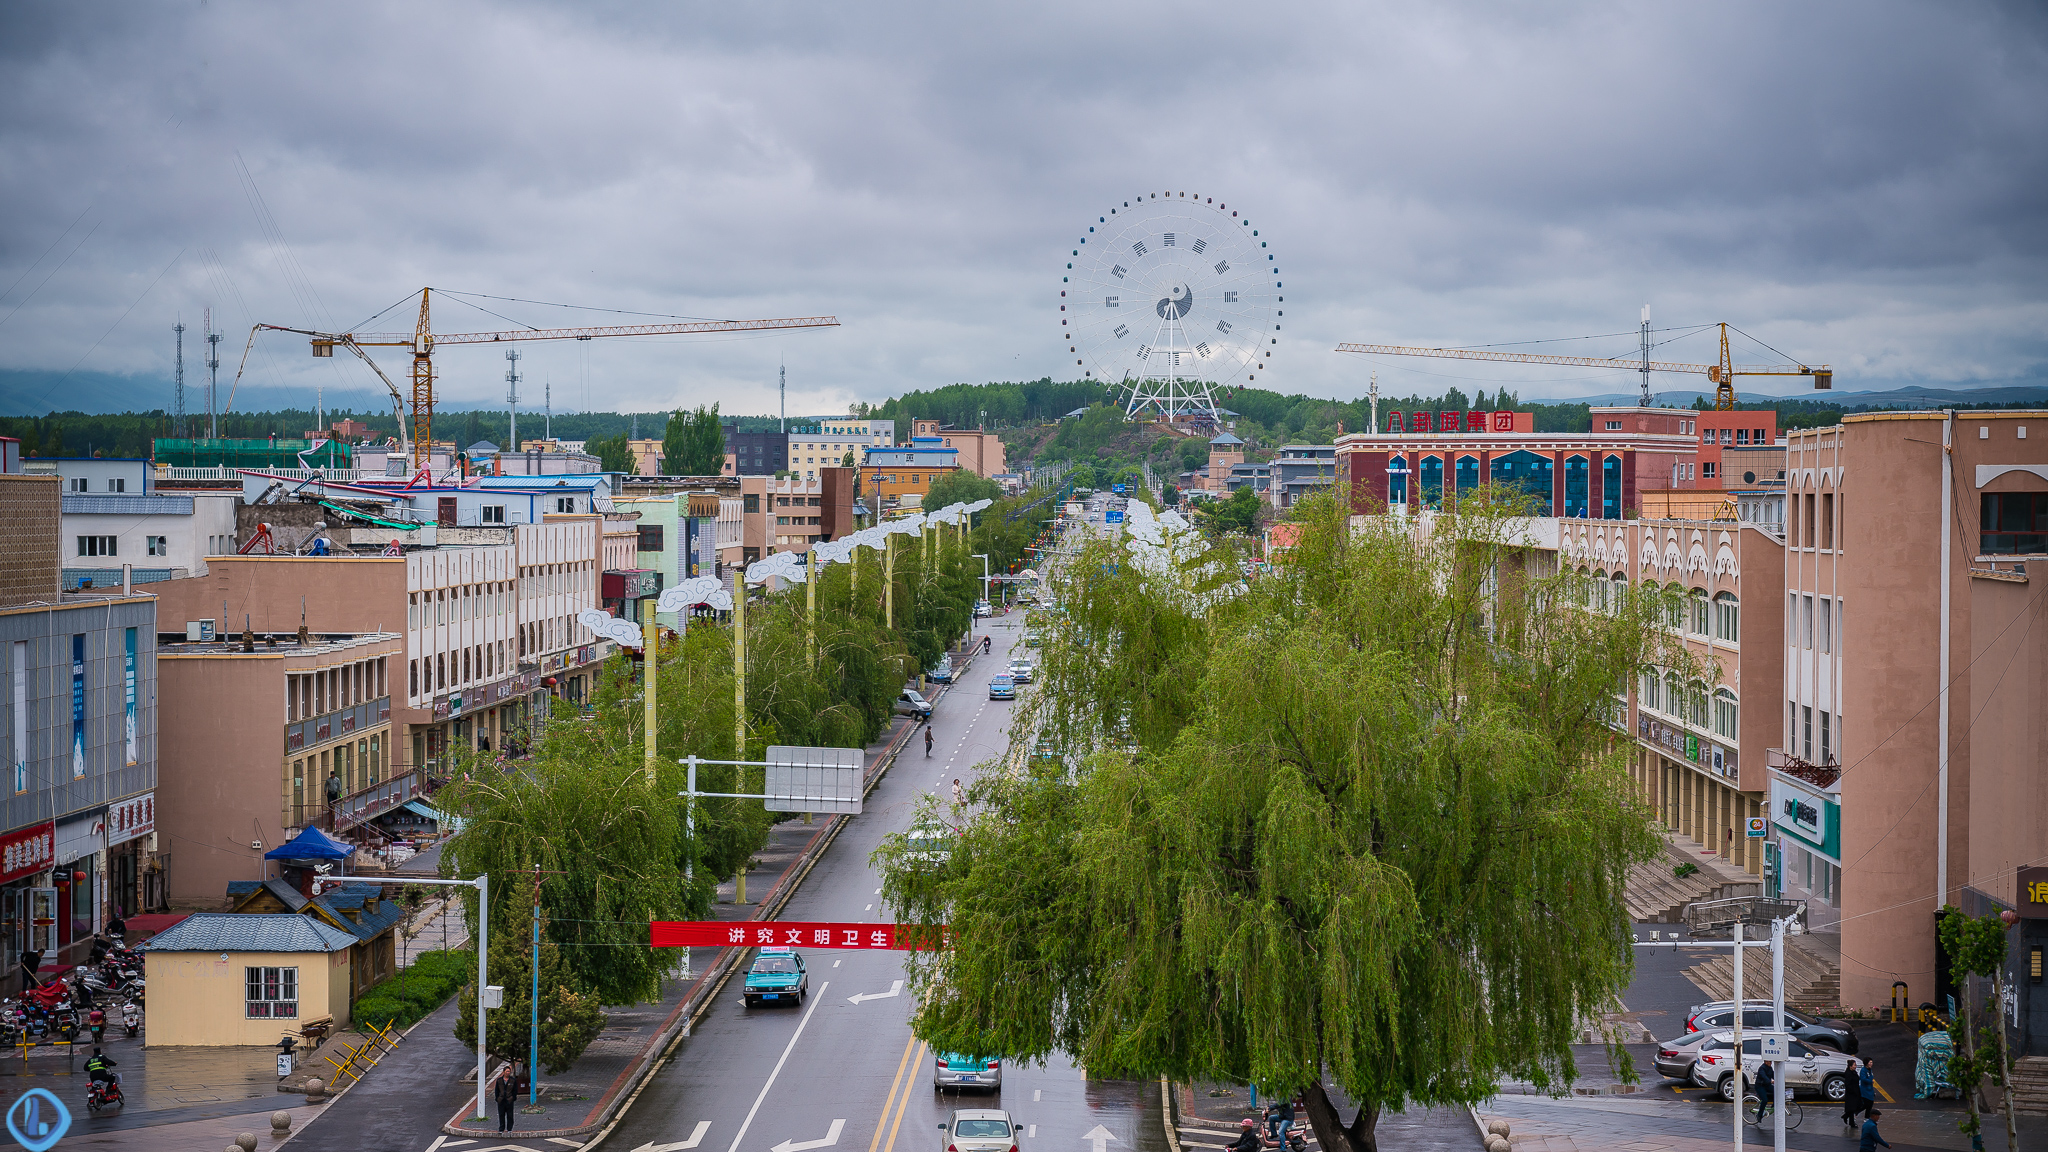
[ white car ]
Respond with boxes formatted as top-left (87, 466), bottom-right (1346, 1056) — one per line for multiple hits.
top-left (939, 1109), bottom-right (1016, 1152)
top-left (1689, 1031), bottom-right (1856, 1101)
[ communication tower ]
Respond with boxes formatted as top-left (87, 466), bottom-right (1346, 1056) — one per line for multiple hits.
top-left (204, 308), bottom-right (223, 438)
top-left (505, 348), bottom-right (522, 450)
top-left (173, 321), bottom-right (187, 437)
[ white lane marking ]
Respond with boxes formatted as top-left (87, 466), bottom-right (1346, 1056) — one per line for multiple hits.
top-left (1083, 1125), bottom-right (1119, 1152)
top-left (1028, 1126), bottom-right (1037, 1138)
top-left (631, 1130), bottom-right (710, 1152)
top-left (874, 888), bottom-right (881, 895)
top-left (832, 959), bottom-right (841, 967)
top-left (847, 979), bottom-right (904, 1005)
top-left (723, 980), bottom-right (830, 1152)
top-left (865, 904), bottom-right (873, 912)
top-left (770, 1118), bottom-right (846, 1152)
top-left (442, 1143), bottom-right (477, 1149)
top-left (1033, 1091), bottom-right (1041, 1102)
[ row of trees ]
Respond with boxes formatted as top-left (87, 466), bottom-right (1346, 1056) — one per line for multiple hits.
top-left (435, 489), bottom-right (1053, 1070)
top-left (878, 494), bottom-right (1692, 1152)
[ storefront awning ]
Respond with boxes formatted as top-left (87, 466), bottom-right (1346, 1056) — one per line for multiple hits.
top-left (264, 825), bottom-right (356, 861)
top-left (400, 800), bottom-right (442, 821)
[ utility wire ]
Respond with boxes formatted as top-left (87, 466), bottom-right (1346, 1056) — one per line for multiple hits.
top-left (436, 288), bottom-right (732, 325)
top-left (0, 205), bottom-right (92, 307)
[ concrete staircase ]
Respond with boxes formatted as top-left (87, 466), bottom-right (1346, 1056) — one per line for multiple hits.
top-left (1681, 930), bottom-right (1842, 1013)
top-left (2009, 1057), bottom-right (2048, 1117)
top-left (1625, 836), bottom-right (1760, 924)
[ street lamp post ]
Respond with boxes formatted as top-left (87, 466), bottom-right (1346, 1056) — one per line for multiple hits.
top-left (971, 554), bottom-right (990, 618)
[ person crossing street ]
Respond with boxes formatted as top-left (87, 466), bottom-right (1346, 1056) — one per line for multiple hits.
top-left (925, 726), bottom-right (934, 757)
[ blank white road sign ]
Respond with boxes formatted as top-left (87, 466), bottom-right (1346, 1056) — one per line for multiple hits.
top-left (764, 746), bottom-right (864, 814)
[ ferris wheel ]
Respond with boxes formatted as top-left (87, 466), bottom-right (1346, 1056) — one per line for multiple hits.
top-left (1060, 192), bottom-right (1281, 420)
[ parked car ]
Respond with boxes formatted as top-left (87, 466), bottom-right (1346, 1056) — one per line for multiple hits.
top-left (902, 820), bottom-right (957, 867)
top-left (988, 675), bottom-right (1015, 700)
top-left (938, 1109), bottom-right (1017, 1152)
top-left (1690, 1032), bottom-right (1856, 1101)
top-left (743, 947), bottom-right (808, 1008)
top-left (933, 1052), bottom-right (1002, 1093)
top-left (895, 690), bottom-right (933, 720)
top-left (1652, 1029), bottom-right (1730, 1080)
top-left (1684, 1001), bottom-right (1859, 1054)
top-left (1006, 659), bottom-right (1034, 684)
top-left (927, 658), bottom-right (954, 683)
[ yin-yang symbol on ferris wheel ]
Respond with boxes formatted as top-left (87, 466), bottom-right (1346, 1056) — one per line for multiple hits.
top-left (1059, 192), bottom-right (1280, 388)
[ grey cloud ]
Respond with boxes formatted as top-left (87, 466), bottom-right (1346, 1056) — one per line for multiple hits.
top-left (0, 0), bottom-right (2043, 419)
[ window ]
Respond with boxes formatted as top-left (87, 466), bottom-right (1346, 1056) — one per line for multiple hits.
top-left (744, 494), bottom-right (760, 513)
top-left (1640, 668), bottom-right (1662, 712)
top-left (1820, 709), bottom-right (1833, 764)
top-left (245, 965), bottom-right (298, 1018)
top-left (68, 477), bottom-right (88, 492)
top-left (1821, 493), bottom-right (1835, 549)
top-left (109, 477), bottom-right (126, 492)
top-left (1735, 429), bottom-right (1749, 445)
top-left (1604, 420), bottom-right (1622, 431)
top-left (638, 525), bottom-right (663, 551)
top-left (1713, 593), bottom-right (1739, 643)
top-left (1801, 594), bottom-right (1813, 649)
top-left (1981, 492), bottom-right (2048, 554)
top-left (1801, 705), bottom-right (1813, 760)
top-left (146, 536), bottom-right (167, 556)
top-left (1702, 462), bottom-right (1717, 479)
top-left (556, 497), bottom-right (575, 514)
top-left (1818, 595), bottom-right (1832, 653)
top-left (1689, 590), bottom-right (1709, 635)
top-left (482, 505), bottom-right (505, 524)
top-left (77, 535), bottom-right (116, 557)
top-left (1713, 690), bottom-right (1738, 740)
top-left (409, 660), bottom-right (418, 698)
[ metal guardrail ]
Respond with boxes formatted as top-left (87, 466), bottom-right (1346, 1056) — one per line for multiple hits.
top-left (156, 466), bottom-right (363, 482)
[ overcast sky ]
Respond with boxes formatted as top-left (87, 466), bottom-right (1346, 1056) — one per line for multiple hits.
top-left (2, 1), bottom-right (2043, 418)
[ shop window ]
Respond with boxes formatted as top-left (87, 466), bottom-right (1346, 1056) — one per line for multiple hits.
top-left (1714, 593), bottom-right (1740, 643)
top-left (1420, 456), bottom-right (1444, 506)
top-left (246, 966), bottom-right (298, 1018)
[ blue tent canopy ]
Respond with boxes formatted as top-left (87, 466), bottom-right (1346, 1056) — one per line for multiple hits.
top-left (263, 825), bottom-right (356, 861)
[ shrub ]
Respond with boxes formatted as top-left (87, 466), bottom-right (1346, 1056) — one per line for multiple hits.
top-left (351, 948), bottom-right (474, 1031)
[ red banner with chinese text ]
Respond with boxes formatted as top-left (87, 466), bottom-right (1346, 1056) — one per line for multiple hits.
top-left (650, 921), bottom-right (947, 951)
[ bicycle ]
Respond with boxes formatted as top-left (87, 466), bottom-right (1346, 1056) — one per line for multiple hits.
top-left (1744, 1093), bottom-right (1803, 1131)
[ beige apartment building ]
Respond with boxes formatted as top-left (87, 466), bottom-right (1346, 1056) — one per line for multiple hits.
top-left (1780, 412), bottom-right (2046, 1024)
top-left (154, 631), bottom-right (402, 906)
top-left (909, 419), bottom-right (1008, 478)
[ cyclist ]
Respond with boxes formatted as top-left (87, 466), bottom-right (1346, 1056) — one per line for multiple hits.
top-left (84, 1047), bottom-right (117, 1090)
top-left (1752, 1059), bottom-right (1777, 1120)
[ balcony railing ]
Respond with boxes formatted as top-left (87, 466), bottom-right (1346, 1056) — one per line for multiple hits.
top-left (331, 770), bottom-right (427, 833)
top-left (286, 696), bottom-right (391, 755)
top-left (1767, 747), bottom-right (1839, 788)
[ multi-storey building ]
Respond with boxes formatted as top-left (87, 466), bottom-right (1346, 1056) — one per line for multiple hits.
top-left (864, 442), bottom-right (959, 509)
top-left (0, 465), bottom-right (160, 987)
top-left (790, 419), bottom-right (895, 481)
top-left (908, 419), bottom-right (1006, 478)
top-left (60, 489), bottom-right (238, 591)
top-left (1267, 444), bottom-right (1336, 508)
top-left (154, 630), bottom-right (402, 906)
top-left (724, 429), bottom-right (789, 476)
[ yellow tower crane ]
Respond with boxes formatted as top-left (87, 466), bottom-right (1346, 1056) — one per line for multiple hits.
top-left (235, 287), bottom-right (840, 464)
top-left (1336, 322), bottom-right (1829, 410)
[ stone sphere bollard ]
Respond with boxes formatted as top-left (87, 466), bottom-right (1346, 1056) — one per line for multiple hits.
top-left (1486, 1120), bottom-right (1511, 1137)
top-left (271, 1111), bottom-right (293, 1135)
top-left (237, 1133), bottom-right (259, 1152)
top-left (1485, 1137), bottom-right (1510, 1152)
top-left (304, 1077), bottom-right (326, 1101)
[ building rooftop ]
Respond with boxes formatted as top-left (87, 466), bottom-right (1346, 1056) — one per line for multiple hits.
top-left (142, 911), bottom-right (358, 954)
top-left (1209, 433), bottom-right (1244, 446)
top-left (156, 631), bottom-right (401, 657)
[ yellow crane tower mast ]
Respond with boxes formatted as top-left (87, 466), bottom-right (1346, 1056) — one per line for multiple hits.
top-left (236, 287), bottom-right (841, 464)
top-left (1337, 322), bottom-right (1829, 410)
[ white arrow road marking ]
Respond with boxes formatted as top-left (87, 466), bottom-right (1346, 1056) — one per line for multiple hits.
top-left (630, 1120), bottom-right (712, 1152)
top-left (724, 981), bottom-right (828, 1152)
top-left (847, 980), bottom-right (903, 1005)
top-left (770, 1118), bottom-right (846, 1152)
top-left (548, 1141), bottom-right (586, 1148)
top-left (1083, 1125), bottom-right (1119, 1152)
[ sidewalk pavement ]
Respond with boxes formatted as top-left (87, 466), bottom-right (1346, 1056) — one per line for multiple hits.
top-left (1478, 1089), bottom-right (2043, 1152)
top-left (1174, 1080), bottom-right (1481, 1152)
top-left (0, 1036), bottom-right (303, 1140)
top-left (278, 704), bottom-right (926, 1149)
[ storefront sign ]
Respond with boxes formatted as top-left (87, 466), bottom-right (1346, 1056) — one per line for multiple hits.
top-left (1383, 410), bottom-right (1527, 435)
top-left (0, 823), bottom-right (56, 884)
top-left (70, 635), bottom-right (85, 780)
top-left (106, 793), bottom-right (154, 847)
top-left (54, 815), bottom-right (103, 865)
top-left (650, 920), bottom-right (946, 950)
top-left (122, 629), bottom-right (137, 767)
top-left (1768, 772), bottom-right (1840, 862)
top-left (2019, 867), bottom-right (2048, 920)
top-left (433, 695), bottom-right (450, 721)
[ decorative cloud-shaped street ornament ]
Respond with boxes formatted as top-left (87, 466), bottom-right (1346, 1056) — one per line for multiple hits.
top-left (578, 608), bottom-right (646, 649)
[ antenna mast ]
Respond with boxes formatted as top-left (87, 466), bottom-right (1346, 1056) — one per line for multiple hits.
top-left (544, 376), bottom-right (551, 439)
top-left (504, 348), bottom-right (522, 451)
top-left (204, 308), bottom-right (223, 438)
top-left (173, 321), bottom-right (187, 438)
top-left (1639, 305), bottom-right (1652, 407)
top-left (779, 363), bottom-right (786, 433)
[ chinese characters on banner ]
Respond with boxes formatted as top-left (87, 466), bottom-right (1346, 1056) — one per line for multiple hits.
top-left (1384, 411), bottom-right (1528, 435)
top-left (123, 628), bottom-right (137, 767)
top-left (649, 921), bottom-right (947, 951)
top-left (0, 823), bottom-right (56, 884)
top-left (70, 635), bottom-right (85, 780)
top-left (106, 794), bottom-right (154, 847)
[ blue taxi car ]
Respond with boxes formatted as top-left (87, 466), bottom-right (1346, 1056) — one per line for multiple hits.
top-left (988, 675), bottom-right (1015, 700)
top-left (744, 947), bottom-right (809, 1008)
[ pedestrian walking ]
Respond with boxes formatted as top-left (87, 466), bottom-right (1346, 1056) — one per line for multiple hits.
top-left (493, 1069), bottom-right (518, 1132)
top-left (1859, 1109), bottom-right (1891, 1151)
top-left (951, 778), bottom-right (965, 808)
top-left (925, 727), bottom-right (934, 757)
top-left (1841, 1057), bottom-right (1873, 1127)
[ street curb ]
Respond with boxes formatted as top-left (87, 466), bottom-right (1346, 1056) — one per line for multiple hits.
top-left (1468, 1103), bottom-right (1493, 1147)
top-left (442, 719), bottom-right (919, 1142)
top-left (277, 985), bottom-right (467, 1148)
top-left (1162, 1078), bottom-right (1184, 1152)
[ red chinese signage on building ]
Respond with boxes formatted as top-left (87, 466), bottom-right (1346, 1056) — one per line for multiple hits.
top-left (0, 822), bottom-right (56, 884)
top-left (1384, 410), bottom-right (1528, 435)
top-left (650, 920), bottom-right (946, 950)
top-left (107, 793), bottom-right (155, 848)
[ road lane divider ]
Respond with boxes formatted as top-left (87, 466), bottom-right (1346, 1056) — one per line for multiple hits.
top-left (881, 1040), bottom-right (928, 1152)
top-left (868, 1034), bottom-right (920, 1152)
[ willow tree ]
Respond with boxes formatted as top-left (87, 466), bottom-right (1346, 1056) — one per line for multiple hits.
top-left (878, 494), bottom-right (1689, 1152)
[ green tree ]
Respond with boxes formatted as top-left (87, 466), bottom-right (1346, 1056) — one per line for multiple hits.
top-left (588, 431), bottom-right (636, 474)
top-left (1161, 483), bottom-right (1179, 506)
top-left (454, 908), bottom-right (606, 1074)
top-left (1196, 484), bottom-right (1262, 535)
top-left (1938, 907), bottom-right (2019, 1152)
top-left (878, 495), bottom-right (1681, 1152)
top-left (663, 403), bottom-right (727, 476)
top-left (922, 470), bottom-right (1000, 512)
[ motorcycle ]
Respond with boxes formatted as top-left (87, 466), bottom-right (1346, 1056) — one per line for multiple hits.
top-left (86, 1006), bottom-right (105, 1045)
top-left (120, 1000), bottom-right (140, 1039)
top-left (85, 1073), bottom-right (124, 1114)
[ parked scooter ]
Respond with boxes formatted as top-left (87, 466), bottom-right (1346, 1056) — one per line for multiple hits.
top-left (120, 1000), bottom-right (140, 1039)
top-left (86, 1005), bottom-right (105, 1045)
